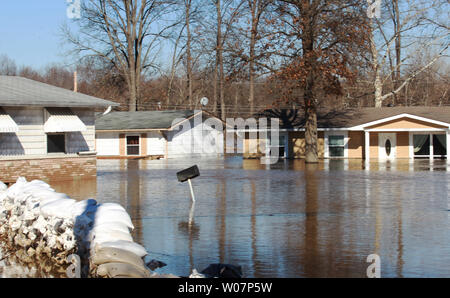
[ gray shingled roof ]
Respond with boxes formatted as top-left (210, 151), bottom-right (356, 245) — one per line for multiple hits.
top-left (96, 110), bottom-right (199, 130)
top-left (259, 106), bottom-right (450, 129)
top-left (0, 76), bottom-right (119, 108)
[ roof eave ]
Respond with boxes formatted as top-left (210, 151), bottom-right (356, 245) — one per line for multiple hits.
top-left (0, 102), bottom-right (120, 108)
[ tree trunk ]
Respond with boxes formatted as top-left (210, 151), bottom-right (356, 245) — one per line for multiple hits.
top-left (248, 1), bottom-right (257, 116)
top-left (393, 0), bottom-right (401, 105)
top-left (213, 63), bottom-right (218, 113)
top-left (304, 73), bottom-right (318, 163)
top-left (302, 3), bottom-right (318, 164)
top-left (215, 0), bottom-right (226, 120)
top-left (128, 71), bottom-right (138, 112)
top-left (370, 20), bottom-right (383, 108)
top-left (185, 0), bottom-right (193, 109)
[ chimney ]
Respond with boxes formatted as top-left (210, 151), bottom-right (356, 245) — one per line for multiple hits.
top-left (73, 71), bottom-right (78, 92)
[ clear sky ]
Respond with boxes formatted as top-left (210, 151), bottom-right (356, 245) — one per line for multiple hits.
top-left (0, 1), bottom-right (77, 70)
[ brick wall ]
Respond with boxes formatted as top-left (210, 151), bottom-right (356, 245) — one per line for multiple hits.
top-left (0, 157), bottom-right (96, 184)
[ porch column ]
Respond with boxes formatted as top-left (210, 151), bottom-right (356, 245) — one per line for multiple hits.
top-left (447, 129), bottom-right (450, 163)
top-left (365, 131), bottom-right (370, 160)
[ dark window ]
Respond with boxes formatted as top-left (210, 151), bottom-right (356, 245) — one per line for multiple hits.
top-left (127, 136), bottom-right (140, 155)
top-left (47, 134), bottom-right (65, 153)
top-left (433, 135), bottom-right (447, 156)
top-left (268, 135), bottom-right (286, 158)
top-left (385, 139), bottom-right (391, 156)
top-left (413, 135), bottom-right (430, 156)
top-left (329, 135), bottom-right (345, 157)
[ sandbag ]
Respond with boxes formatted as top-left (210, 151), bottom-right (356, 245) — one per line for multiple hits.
top-left (0, 181), bottom-right (7, 192)
top-left (91, 222), bottom-right (131, 235)
top-left (96, 262), bottom-right (150, 278)
top-left (96, 203), bottom-right (127, 213)
top-left (38, 192), bottom-right (72, 206)
top-left (96, 240), bottom-right (148, 258)
top-left (93, 209), bottom-right (134, 230)
top-left (40, 198), bottom-right (77, 219)
top-left (71, 199), bottom-right (98, 218)
top-left (91, 247), bottom-right (145, 268)
top-left (91, 229), bottom-right (134, 244)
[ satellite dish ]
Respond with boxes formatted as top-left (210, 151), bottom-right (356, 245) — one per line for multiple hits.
top-left (200, 97), bottom-right (209, 106)
top-left (103, 106), bottom-right (112, 115)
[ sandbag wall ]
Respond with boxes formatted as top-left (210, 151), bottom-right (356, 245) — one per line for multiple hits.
top-left (0, 177), bottom-right (166, 278)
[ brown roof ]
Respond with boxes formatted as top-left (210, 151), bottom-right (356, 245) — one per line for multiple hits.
top-left (258, 107), bottom-right (450, 129)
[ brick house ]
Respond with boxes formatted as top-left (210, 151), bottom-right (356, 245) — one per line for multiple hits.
top-left (0, 76), bottom-right (118, 183)
top-left (241, 107), bottom-right (450, 161)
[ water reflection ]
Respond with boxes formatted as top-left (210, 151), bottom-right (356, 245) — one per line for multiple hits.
top-left (3, 157), bottom-right (449, 278)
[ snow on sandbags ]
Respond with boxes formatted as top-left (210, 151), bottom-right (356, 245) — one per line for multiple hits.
top-left (93, 240), bottom-right (148, 258)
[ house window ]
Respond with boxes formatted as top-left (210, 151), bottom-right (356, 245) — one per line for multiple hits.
top-left (328, 135), bottom-right (345, 157)
top-left (47, 134), bottom-right (66, 153)
top-left (126, 136), bottom-right (140, 155)
top-left (413, 135), bottom-right (430, 156)
top-left (413, 134), bottom-right (447, 158)
top-left (267, 135), bottom-right (286, 158)
top-left (433, 134), bottom-right (447, 156)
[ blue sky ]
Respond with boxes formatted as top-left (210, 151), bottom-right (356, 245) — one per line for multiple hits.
top-left (0, 1), bottom-right (76, 70)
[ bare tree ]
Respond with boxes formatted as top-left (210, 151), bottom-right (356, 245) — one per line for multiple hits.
top-left (272, 0), bottom-right (368, 163)
top-left (207, 0), bottom-right (245, 120)
top-left (63, 0), bottom-right (177, 111)
top-left (243, 0), bottom-right (273, 115)
top-left (369, 0), bottom-right (449, 107)
top-left (184, 0), bottom-right (194, 108)
top-left (0, 54), bottom-right (17, 76)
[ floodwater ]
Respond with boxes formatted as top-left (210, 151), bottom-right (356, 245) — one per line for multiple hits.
top-left (3, 157), bottom-right (450, 277)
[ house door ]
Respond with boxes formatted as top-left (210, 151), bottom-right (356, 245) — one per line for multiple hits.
top-left (379, 133), bottom-right (396, 160)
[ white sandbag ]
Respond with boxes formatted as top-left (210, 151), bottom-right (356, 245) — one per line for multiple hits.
top-left (37, 191), bottom-right (72, 205)
top-left (0, 181), bottom-right (7, 192)
top-left (4, 177), bottom-right (27, 197)
top-left (96, 240), bottom-right (148, 258)
top-left (27, 180), bottom-right (52, 190)
top-left (96, 203), bottom-right (127, 213)
top-left (71, 199), bottom-right (98, 218)
top-left (91, 247), bottom-right (145, 268)
top-left (93, 209), bottom-right (134, 230)
top-left (96, 262), bottom-right (151, 278)
top-left (40, 198), bottom-right (77, 219)
top-left (92, 222), bottom-right (131, 234)
top-left (91, 230), bottom-right (134, 245)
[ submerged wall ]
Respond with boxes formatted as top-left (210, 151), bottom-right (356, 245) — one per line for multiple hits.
top-left (0, 156), bottom-right (96, 183)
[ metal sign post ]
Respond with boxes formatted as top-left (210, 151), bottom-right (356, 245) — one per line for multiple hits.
top-left (187, 179), bottom-right (196, 202)
top-left (177, 165), bottom-right (200, 203)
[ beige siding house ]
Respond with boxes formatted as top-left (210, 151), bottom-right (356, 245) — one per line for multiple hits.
top-left (241, 107), bottom-right (450, 161)
top-left (0, 76), bottom-right (118, 183)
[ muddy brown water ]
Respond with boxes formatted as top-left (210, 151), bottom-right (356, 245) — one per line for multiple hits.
top-left (2, 157), bottom-right (450, 277)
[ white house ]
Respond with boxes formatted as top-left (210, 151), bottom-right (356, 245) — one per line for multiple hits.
top-left (0, 75), bottom-right (118, 183)
top-left (95, 110), bottom-right (225, 159)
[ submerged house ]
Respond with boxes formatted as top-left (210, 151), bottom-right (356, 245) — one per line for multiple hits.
top-left (0, 76), bottom-right (118, 182)
top-left (95, 110), bottom-right (225, 158)
top-left (241, 107), bottom-right (450, 160)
